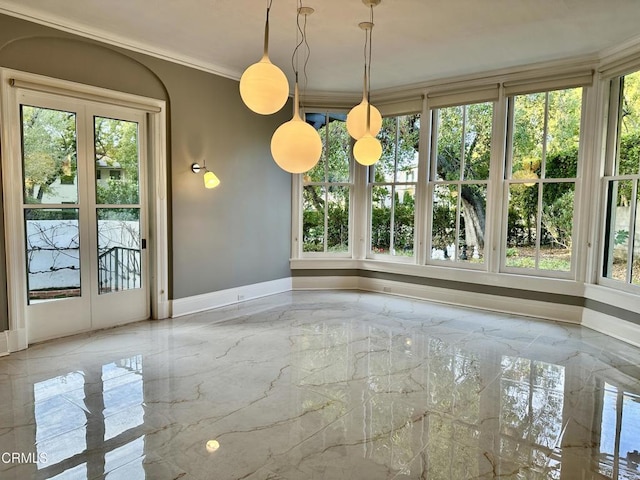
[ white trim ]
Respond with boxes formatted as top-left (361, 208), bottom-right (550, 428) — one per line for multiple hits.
top-left (582, 309), bottom-right (640, 349)
top-left (148, 109), bottom-right (170, 320)
top-left (290, 274), bottom-right (640, 346)
top-left (598, 34), bottom-right (640, 78)
top-left (6, 328), bottom-right (26, 352)
top-left (171, 278), bottom-right (293, 318)
top-left (584, 283), bottom-right (640, 313)
top-left (291, 258), bottom-right (586, 296)
top-left (291, 274), bottom-right (582, 324)
top-left (0, 69), bottom-right (28, 346)
top-left (0, 68), bottom-right (169, 347)
top-left (0, 5), bottom-right (241, 82)
top-left (357, 276), bottom-right (583, 324)
top-left (0, 331), bottom-right (8, 356)
top-left (5, 70), bottom-right (165, 111)
top-left (9, 78), bottom-right (161, 113)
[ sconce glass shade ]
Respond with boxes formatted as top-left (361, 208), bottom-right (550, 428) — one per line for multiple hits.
top-left (240, 57), bottom-right (289, 115)
top-left (347, 99), bottom-right (382, 140)
top-left (203, 170), bottom-right (221, 189)
top-left (353, 132), bottom-right (382, 166)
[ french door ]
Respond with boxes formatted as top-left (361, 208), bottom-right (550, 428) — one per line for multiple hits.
top-left (16, 90), bottom-right (149, 343)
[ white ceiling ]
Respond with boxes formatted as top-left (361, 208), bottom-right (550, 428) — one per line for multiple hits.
top-left (1, 0), bottom-right (639, 95)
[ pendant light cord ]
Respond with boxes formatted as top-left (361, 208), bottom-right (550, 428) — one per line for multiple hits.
top-left (291, 1), bottom-right (311, 114)
top-left (264, 0), bottom-right (274, 56)
top-left (367, 5), bottom-right (373, 105)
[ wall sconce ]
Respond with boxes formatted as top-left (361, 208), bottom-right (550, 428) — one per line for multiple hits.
top-left (191, 162), bottom-right (220, 189)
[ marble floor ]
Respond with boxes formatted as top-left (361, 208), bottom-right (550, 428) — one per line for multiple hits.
top-left (1, 291), bottom-right (640, 480)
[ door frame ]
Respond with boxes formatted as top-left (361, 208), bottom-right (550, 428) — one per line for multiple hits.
top-left (0, 68), bottom-right (169, 351)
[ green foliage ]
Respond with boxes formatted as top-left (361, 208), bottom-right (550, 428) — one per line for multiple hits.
top-left (618, 132), bottom-right (640, 176)
top-left (370, 115), bottom-right (419, 255)
top-left (94, 117), bottom-right (139, 180)
top-left (22, 106), bottom-right (77, 203)
top-left (432, 200), bottom-right (456, 250)
top-left (542, 188), bottom-right (574, 248)
top-left (21, 109), bottom-right (140, 208)
top-left (507, 88), bottom-right (581, 254)
top-left (615, 229), bottom-right (629, 246)
top-left (96, 178), bottom-right (139, 205)
top-left (302, 117), bottom-right (351, 252)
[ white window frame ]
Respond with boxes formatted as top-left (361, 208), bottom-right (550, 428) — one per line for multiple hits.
top-left (426, 102), bottom-right (494, 271)
top-left (500, 86), bottom-right (587, 280)
top-left (0, 69), bottom-right (169, 352)
top-left (599, 68), bottom-right (640, 293)
top-left (367, 113), bottom-right (421, 262)
top-left (294, 112), bottom-right (354, 259)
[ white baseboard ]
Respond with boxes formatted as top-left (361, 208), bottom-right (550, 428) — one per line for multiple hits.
top-left (582, 309), bottom-right (640, 348)
top-left (0, 331), bottom-right (8, 357)
top-left (6, 328), bottom-right (27, 353)
top-left (171, 277), bottom-right (293, 317)
top-left (356, 277), bottom-right (583, 324)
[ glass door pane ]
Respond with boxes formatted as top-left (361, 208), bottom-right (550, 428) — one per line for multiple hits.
top-left (21, 105), bottom-right (80, 303)
top-left (94, 116), bottom-right (141, 295)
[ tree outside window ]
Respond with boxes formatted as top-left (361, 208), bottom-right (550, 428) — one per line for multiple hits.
top-left (430, 102), bottom-right (492, 264)
top-left (505, 87), bottom-right (582, 273)
top-left (370, 115), bottom-right (420, 257)
top-left (603, 71), bottom-right (640, 286)
top-left (302, 113), bottom-right (351, 254)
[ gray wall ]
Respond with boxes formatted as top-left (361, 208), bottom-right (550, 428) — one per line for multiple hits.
top-left (0, 13), bottom-right (292, 331)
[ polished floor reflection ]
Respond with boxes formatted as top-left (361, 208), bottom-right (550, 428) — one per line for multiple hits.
top-left (1, 291), bottom-right (640, 479)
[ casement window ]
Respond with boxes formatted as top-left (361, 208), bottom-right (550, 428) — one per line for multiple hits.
top-left (503, 87), bottom-right (583, 275)
top-left (602, 70), bottom-right (640, 287)
top-left (429, 102), bottom-right (493, 265)
top-left (369, 114), bottom-right (420, 258)
top-left (301, 113), bottom-right (352, 255)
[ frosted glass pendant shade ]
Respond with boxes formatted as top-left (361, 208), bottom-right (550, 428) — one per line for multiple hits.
top-left (239, 8), bottom-right (289, 115)
top-left (347, 99), bottom-right (382, 140)
top-left (240, 57), bottom-right (289, 115)
top-left (204, 171), bottom-right (220, 189)
top-left (353, 132), bottom-right (382, 166)
top-left (271, 84), bottom-right (322, 173)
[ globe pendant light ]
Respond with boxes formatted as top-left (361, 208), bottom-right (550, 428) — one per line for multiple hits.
top-left (271, 81), bottom-right (322, 173)
top-left (347, 66), bottom-right (382, 139)
top-left (354, 100), bottom-right (382, 166)
top-left (270, 4), bottom-right (322, 174)
top-left (352, 1), bottom-right (382, 166)
top-left (346, 21), bottom-right (382, 140)
top-left (239, 0), bottom-right (289, 115)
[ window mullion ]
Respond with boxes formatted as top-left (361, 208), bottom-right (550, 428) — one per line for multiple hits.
top-left (323, 115), bottom-right (329, 254)
top-left (461, 105), bottom-right (467, 181)
top-left (626, 180), bottom-right (638, 284)
top-left (535, 93), bottom-right (551, 269)
top-left (535, 181), bottom-right (543, 269)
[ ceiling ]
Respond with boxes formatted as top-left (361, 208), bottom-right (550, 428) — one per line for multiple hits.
top-left (1, 0), bottom-right (640, 95)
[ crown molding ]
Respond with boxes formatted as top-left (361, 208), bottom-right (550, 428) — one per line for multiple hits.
top-left (1, 3), bottom-right (638, 102)
top-left (0, 4), bottom-right (242, 81)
